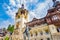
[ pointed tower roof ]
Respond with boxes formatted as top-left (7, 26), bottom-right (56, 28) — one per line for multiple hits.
top-left (52, 0), bottom-right (57, 7)
top-left (52, 0), bottom-right (56, 2)
top-left (21, 4), bottom-right (24, 9)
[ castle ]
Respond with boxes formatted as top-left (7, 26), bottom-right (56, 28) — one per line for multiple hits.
top-left (12, 0), bottom-right (60, 40)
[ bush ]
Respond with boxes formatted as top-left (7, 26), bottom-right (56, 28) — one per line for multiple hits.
top-left (5, 36), bottom-right (9, 40)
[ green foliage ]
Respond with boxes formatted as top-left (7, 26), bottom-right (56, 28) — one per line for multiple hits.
top-left (7, 24), bottom-right (14, 33)
top-left (5, 36), bottom-right (9, 40)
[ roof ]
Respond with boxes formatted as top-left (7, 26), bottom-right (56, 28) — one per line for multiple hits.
top-left (26, 1), bottom-right (60, 27)
top-left (26, 18), bottom-right (46, 27)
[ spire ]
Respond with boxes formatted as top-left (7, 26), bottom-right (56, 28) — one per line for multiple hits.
top-left (52, 0), bottom-right (56, 7)
top-left (21, 4), bottom-right (24, 9)
top-left (20, 0), bottom-right (25, 9)
top-left (52, 0), bottom-right (56, 2)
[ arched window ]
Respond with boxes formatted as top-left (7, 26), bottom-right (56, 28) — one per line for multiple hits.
top-left (57, 27), bottom-right (60, 32)
top-left (31, 34), bottom-right (33, 37)
top-left (18, 15), bottom-right (20, 18)
top-left (41, 39), bottom-right (43, 40)
top-left (47, 38), bottom-right (50, 40)
top-left (35, 32), bottom-right (37, 36)
top-left (40, 31), bottom-right (43, 35)
top-left (45, 30), bottom-right (49, 34)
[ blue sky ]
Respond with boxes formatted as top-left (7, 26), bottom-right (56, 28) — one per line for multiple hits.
top-left (0, 0), bottom-right (59, 28)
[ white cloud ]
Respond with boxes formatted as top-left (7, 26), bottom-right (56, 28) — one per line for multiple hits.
top-left (29, 11), bottom-right (36, 21)
top-left (27, 0), bottom-right (39, 3)
top-left (3, 0), bottom-right (28, 19)
top-left (0, 19), bottom-right (14, 28)
top-left (29, 0), bottom-right (53, 19)
top-left (9, 0), bottom-right (16, 6)
top-left (57, 0), bottom-right (60, 1)
top-left (6, 8), bottom-right (18, 19)
top-left (1, 0), bottom-right (55, 28)
top-left (2, 0), bottom-right (52, 18)
top-left (3, 0), bottom-right (54, 20)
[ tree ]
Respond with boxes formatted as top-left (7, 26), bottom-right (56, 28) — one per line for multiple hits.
top-left (10, 25), bottom-right (14, 33)
top-left (7, 24), bottom-right (11, 31)
top-left (5, 36), bottom-right (9, 40)
top-left (7, 24), bottom-right (14, 33)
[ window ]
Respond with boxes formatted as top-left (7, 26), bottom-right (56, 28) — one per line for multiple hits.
top-left (21, 10), bottom-right (25, 14)
top-left (40, 32), bottom-right (43, 35)
top-left (31, 34), bottom-right (33, 37)
top-left (57, 28), bottom-right (59, 32)
top-left (41, 39), bottom-right (43, 40)
top-left (52, 15), bottom-right (58, 21)
top-left (36, 32), bottom-right (37, 36)
top-left (47, 38), bottom-right (50, 40)
top-left (58, 8), bottom-right (60, 11)
top-left (57, 28), bottom-right (60, 32)
top-left (18, 15), bottom-right (20, 18)
top-left (45, 30), bottom-right (49, 34)
top-left (58, 28), bottom-right (60, 32)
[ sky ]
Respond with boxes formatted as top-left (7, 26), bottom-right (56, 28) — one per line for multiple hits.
top-left (0, 0), bottom-right (60, 28)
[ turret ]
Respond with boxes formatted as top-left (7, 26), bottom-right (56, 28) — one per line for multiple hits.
top-left (52, 0), bottom-right (56, 2)
top-left (15, 4), bottom-right (29, 29)
top-left (12, 4), bottom-right (29, 40)
top-left (52, 0), bottom-right (56, 7)
top-left (21, 4), bottom-right (24, 9)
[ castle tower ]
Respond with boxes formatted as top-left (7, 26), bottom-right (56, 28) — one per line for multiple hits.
top-left (15, 4), bottom-right (28, 29)
top-left (12, 4), bottom-right (29, 40)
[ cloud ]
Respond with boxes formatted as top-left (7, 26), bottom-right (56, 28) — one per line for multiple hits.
top-left (29, 11), bottom-right (36, 21)
top-left (9, 0), bottom-right (16, 6)
top-left (4, 0), bottom-right (44, 18)
top-left (3, 0), bottom-right (54, 20)
top-left (26, 0), bottom-right (53, 19)
top-left (2, 0), bottom-right (55, 28)
top-left (33, 0), bottom-right (53, 19)
top-left (0, 19), bottom-right (14, 28)
top-left (3, 3), bottom-right (18, 19)
top-left (57, 0), bottom-right (60, 1)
